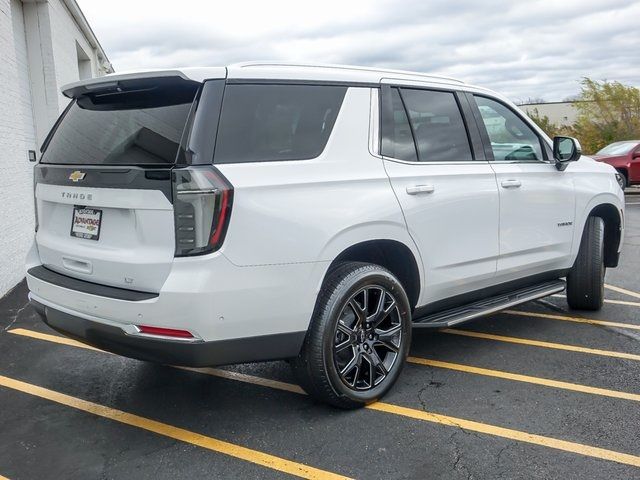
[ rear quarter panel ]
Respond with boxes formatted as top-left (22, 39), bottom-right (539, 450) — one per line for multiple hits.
top-left (216, 87), bottom-right (417, 270)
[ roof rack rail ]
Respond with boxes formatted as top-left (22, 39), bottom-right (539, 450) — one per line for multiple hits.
top-left (230, 61), bottom-right (465, 84)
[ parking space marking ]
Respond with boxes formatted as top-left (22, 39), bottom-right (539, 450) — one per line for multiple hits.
top-left (178, 367), bottom-right (307, 395)
top-left (0, 374), bottom-right (350, 480)
top-left (6, 330), bottom-right (305, 395)
top-left (406, 357), bottom-right (640, 402)
top-left (441, 329), bottom-right (640, 361)
top-left (366, 402), bottom-right (640, 468)
top-left (9, 328), bottom-right (103, 350)
top-left (8, 328), bottom-right (102, 351)
top-left (605, 284), bottom-right (640, 300)
top-left (504, 310), bottom-right (640, 330)
top-left (551, 294), bottom-right (640, 308)
top-left (9, 327), bottom-right (640, 469)
top-left (18, 322), bottom-right (638, 401)
top-left (0, 474), bottom-right (9, 480)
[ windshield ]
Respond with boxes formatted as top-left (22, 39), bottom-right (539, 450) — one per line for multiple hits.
top-left (41, 82), bottom-right (197, 165)
top-left (596, 141), bottom-right (639, 156)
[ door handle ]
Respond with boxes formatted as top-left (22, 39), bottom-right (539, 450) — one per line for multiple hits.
top-left (501, 179), bottom-right (522, 188)
top-left (406, 185), bottom-right (435, 195)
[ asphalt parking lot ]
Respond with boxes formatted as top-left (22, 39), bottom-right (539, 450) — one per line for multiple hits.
top-left (1, 196), bottom-right (639, 480)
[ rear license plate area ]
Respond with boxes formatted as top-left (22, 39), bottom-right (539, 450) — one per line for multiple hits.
top-left (71, 206), bottom-right (102, 240)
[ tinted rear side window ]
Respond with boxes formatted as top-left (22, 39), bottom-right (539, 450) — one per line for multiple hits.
top-left (213, 84), bottom-right (346, 164)
top-left (381, 88), bottom-right (418, 161)
top-left (41, 82), bottom-right (197, 165)
top-left (400, 89), bottom-right (473, 162)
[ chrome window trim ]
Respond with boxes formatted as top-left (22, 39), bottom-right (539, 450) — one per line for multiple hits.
top-left (369, 88), bottom-right (381, 157)
top-left (381, 155), bottom-right (486, 166)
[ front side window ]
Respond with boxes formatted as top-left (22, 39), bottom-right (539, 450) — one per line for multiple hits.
top-left (213, 84), bottom-right (346, 164)
top-left (400, 89), bottom-right (473, 162)
top-left (475, 96), bottom-right (544, 162)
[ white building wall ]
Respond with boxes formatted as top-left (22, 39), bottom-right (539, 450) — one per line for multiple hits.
top-left (521, 102), bottom-right (580, 127)
top-left (48, 0), bottom-right (96, 110)
top-left (0, 0), bottom-right (38, 297)
top-left (0, 0), bottom-right (111, 298)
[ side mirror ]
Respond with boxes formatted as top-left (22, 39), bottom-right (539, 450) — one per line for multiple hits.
top-left (632, 150), bottom-right (640, 159)
top-left (553, 136), bottom-right (581, 171)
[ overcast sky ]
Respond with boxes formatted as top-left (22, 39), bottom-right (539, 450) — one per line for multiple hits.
top-left (79, 0), bottom-right (639, 102)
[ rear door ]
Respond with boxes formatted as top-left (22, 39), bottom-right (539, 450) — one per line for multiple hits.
top-left (470, 94), bottom-right (576, 280)
top-left (34, 77), bottom-right (200, 292)
top-left (381, 85), bottom-right (499, 305)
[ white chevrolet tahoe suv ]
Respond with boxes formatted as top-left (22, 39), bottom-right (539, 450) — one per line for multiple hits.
top-left (26, 62), bottom-right (625, 408)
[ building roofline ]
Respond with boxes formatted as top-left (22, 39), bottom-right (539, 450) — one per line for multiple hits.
top-left (60, 0), bottom-right (113, 73)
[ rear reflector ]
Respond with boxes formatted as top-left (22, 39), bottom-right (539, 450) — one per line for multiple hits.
top-left (138, 325), bottom-right (194, 339)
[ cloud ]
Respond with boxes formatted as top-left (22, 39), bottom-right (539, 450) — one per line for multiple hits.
top-left (79, 0), bottom-right (640, 101)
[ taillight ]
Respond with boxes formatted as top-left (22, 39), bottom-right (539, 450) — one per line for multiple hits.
top-left (172, 166), bottom-right (233, 256)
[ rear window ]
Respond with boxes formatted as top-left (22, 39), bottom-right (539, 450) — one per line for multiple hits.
top-left (213, 84), bottom-right (347, 164)
top-left (41, 82), bottom-right (197, 165)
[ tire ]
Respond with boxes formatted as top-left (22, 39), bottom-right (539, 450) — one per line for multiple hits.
top-left (291, 262), bottom-right (412, 409)
top-left (617, 171), bottom-right (628, 190)
top-left (566, 216), bottom-right (605, 310)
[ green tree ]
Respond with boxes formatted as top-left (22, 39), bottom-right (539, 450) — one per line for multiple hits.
top-left (572, 78), bottom-right (640, 154)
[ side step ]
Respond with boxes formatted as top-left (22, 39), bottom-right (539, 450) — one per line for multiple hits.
top-left (412, 280), bottom-right (566, 329)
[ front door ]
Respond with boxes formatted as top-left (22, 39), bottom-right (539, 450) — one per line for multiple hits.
top-left (471, 94), bottom-right (576, 281)
top-left (381, 86), bottom-right (499, 305)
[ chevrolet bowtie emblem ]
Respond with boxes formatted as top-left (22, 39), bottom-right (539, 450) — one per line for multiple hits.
top-left (68, 170), bottom-right (86, 182)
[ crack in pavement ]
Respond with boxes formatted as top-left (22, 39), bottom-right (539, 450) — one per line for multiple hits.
top-left (3, 300), bottom-right (30, 332)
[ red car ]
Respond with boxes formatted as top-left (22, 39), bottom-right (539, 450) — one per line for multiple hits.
top-left (592, 140), bottom-right (640, 189)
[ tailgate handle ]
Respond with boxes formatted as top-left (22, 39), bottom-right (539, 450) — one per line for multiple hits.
top-left (62, 257), bottom-right (93, 275)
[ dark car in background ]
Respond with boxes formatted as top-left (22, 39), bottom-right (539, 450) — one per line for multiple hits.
top-left (592, 140), bottom-right (640, 189)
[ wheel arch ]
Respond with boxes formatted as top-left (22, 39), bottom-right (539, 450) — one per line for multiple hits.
top-left (587, 203), bottom-right (623, 268)
top-left (324, 239), bottom-right (422, 310)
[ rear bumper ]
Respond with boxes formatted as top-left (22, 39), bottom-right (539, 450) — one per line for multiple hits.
top-left (30, 297), bottom-right (305, 367)
top-left (26, 238), bottom-right (326, 341)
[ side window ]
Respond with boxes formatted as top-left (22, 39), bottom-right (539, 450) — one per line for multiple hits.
top-left (214, 84), bottom-right (346, 164)
top-left (381, 88), bottom-right (417, 161)
top-left (474, 96), bottom-right (544, 162)
top-left (400, 88), bottom-right (473, 162)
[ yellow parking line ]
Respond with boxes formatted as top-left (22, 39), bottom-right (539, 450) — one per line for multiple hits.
top-left (178, 367), bottom-right (306, 395)
top-left (551, 294), bottom-right (640, 308)
top-left (605, 284), bottom-right (640, 300)
top-left (504, 310), bottom-right (640, 330)
top-left (366, 402), bottom-right (640, 468)
top-left (15, 328), bottom-right (640, 399)
top-left (0, 374), bottom-right (349, 480)
top-left (8, 328), bottom-right (640, 468)
top-left (6, 330), bottom-right (306, 395)
top-left (406, 357), bottom-right (640, 402)
top-left (441, 329), bottom-right (640, 361)
top-left (9, 329), bottom-right (102, 351)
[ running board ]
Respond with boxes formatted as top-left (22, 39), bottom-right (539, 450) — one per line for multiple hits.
top-left (412, 280), bottom-right (566, 329)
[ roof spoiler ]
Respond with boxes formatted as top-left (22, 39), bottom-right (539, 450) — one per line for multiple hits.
top-left (62, 68), bottom-right (226, 99)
